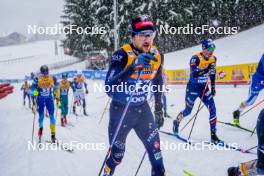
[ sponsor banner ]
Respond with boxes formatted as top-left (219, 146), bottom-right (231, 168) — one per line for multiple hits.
top-left (0, 70), bottom-right (108, 83)
top-left (165, 63), bottom-right (258, 85)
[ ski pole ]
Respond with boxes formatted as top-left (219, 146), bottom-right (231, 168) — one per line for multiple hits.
top-left (134, 151), bottom-right (147, 176)
top-left (98, 71), bottom-right (143, 176)
top-left (244, 145), bottom-right (257, 153)
top-left (31, 106), bottom-right (36, 142)
top-left (241, 99), bottom-right (264, 119)
top-left (180, 105), bottom-right (205, 132)
top-left (188, 81), bottom-right (209, 140)
top-left (251, 126), bottom-right (256, 137)
top-left (98, 98), bottom-right (111, 124)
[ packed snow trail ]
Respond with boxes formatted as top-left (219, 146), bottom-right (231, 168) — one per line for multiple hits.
top-left (0, 81), bottom-right (262, 176)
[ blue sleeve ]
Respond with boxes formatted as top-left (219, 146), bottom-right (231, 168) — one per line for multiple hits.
top-left (190, 55), bottom-right (204, 77)
top-left (30, 78), bottom-right (38, 94)
top-left (53, 76), bottom-right (59, 90)
top-left (152, 54), bottom-right (164, 111)
top-left (105, 49), bottom-right (134, 88)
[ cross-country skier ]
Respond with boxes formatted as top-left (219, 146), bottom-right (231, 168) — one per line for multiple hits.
top-left (228, 108), bottom-right (264, 175)
top-left (172, 39), bottom-right (220, 143)
top-left (233, 54), bottom-right (264, 126)
top-left (30, 65), bottom-right (58, 143)
top-left (71, 70), bottom-right (89, 116)
top-left (103, 15), bottom-right (165, 176)
top-left (59, 73), bottom-right (71, 126)
top-left (21, 80), bottom-right (31, 108)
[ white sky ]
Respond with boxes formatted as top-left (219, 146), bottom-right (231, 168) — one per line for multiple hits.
top-left (0, 0), bottom-right (64, 36)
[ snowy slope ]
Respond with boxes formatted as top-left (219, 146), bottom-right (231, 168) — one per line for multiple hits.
top-left (0, 40), bottom-right (80, 79)
top-left (164, 24), bottom-right (264, 70)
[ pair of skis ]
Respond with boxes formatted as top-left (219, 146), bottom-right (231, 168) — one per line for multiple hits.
top-left (217, 120), bottom-right (255, 134)
top-left (159, 130), bottom-right (255, 154)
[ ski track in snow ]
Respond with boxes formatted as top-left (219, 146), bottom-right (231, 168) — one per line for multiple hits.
top-left (0, 82), bottom-right (262, 176)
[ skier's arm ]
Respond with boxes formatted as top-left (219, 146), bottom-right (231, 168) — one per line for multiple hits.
top-left (105, 50), bottom-right (134, 87)
top-left (209, 61), bottom-right (216, 87)
top-left (30, 78), bottom-right (38, 97)
top-left (20, 84), bottom-right (25, 91)
top-left (190, 56), bottom-right (209, 77)
top-left (70, 81), bottom-right (76, 92)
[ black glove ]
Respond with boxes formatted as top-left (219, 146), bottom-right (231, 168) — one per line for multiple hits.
top-left (132, 53), bottom-right (157, 69)
top-left (211, 86), bottom-right (216, 96)
top-left (85, 89), bottom-right (89, 94)
top-left (154, 110), bottom-right (164, 129)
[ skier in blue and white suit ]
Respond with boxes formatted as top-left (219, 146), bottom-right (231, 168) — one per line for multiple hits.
top-left (103, 15), bottom-right (166, 176)
top-left (233, 54), bottom-right (264, 126)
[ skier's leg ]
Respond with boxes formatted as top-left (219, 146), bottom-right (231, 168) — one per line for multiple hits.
top-left (37, 98), bottom-right (45, 129)
top-left (134, 102), bottom-right (165, 176)
top-left (182, 84), bottom-right (199, 117)
top-left (46, 97), bottom-right (56, 136)
top-left (23, 92), bottom-right (26, 105)
top-left (173, 83), bottom-right (199, 133)
top-left (60, 97), bottom-right (66, 126)
top-left (233, 77), bottom-right (261, 126)
top-left (200, 87), bottom-right (217, 132)
top-left (105, 101), bottom-right (135, 175)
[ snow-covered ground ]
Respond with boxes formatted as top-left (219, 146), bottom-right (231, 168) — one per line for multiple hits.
top-left (0, 81), bottom-right (262, 176)
top-left (164, 24), bottom-right (264, 69)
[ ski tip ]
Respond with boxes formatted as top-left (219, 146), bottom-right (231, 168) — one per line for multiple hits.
top-left (183, 169), bottom-right (194, 176)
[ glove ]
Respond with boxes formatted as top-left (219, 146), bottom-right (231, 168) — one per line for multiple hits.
top-left (85, 89), bottom-right (89, 94)
top-left (132, 53), bottom-right (157, 69)
top-left (154, 110), bottom-right (164, 129)
top-left (0, 83), bottom-right (14, 99)
top-left (211, 86), bottom-right (216, 96)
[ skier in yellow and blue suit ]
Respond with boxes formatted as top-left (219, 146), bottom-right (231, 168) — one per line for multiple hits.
top-left (172, 39), bottom-right (221, 144)
top-left (31, 65), bottom-right (59, 143)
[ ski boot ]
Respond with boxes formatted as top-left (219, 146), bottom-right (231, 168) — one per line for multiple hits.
top-left (64, 115), bottom-right (67, 124)
top-left (233, 110), bottom-right (240, 126)
top-left (61, 118), bottom-right (65, 127)
top-left (211, 129), bottom-right (221, 144)
top-left (172, 112), bottom-right (184, 134)
top-left (227, 167), bottom-right (239, 176)
top-left (51, 133), bottom-right (56, 143)
top-left (38, 127), bottom-right (43, 143)
top-left (83, 109), bottom-right (88, 116)
top-left (164, 111), bottom-right (171, 118)
top-left (73, 106), bottom-right (76, 115)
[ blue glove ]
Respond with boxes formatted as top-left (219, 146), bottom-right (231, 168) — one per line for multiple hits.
top-left (133, 53), bottom-right (157, 69)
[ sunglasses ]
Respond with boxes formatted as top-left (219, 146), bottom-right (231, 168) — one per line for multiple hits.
top-left (207, 46), bottom-right (215, 52)
top-left (133, 31), bottom-right (156, 38)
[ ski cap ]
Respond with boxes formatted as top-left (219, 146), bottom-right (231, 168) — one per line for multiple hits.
top-left (40, 65), bottom-right (49, 75)
top-left (131, 15), bottom-right (155, 36)
top-left (201, 39), bottom-right (215, 51)
top-left (62, 73), bottom-right (68, 78)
